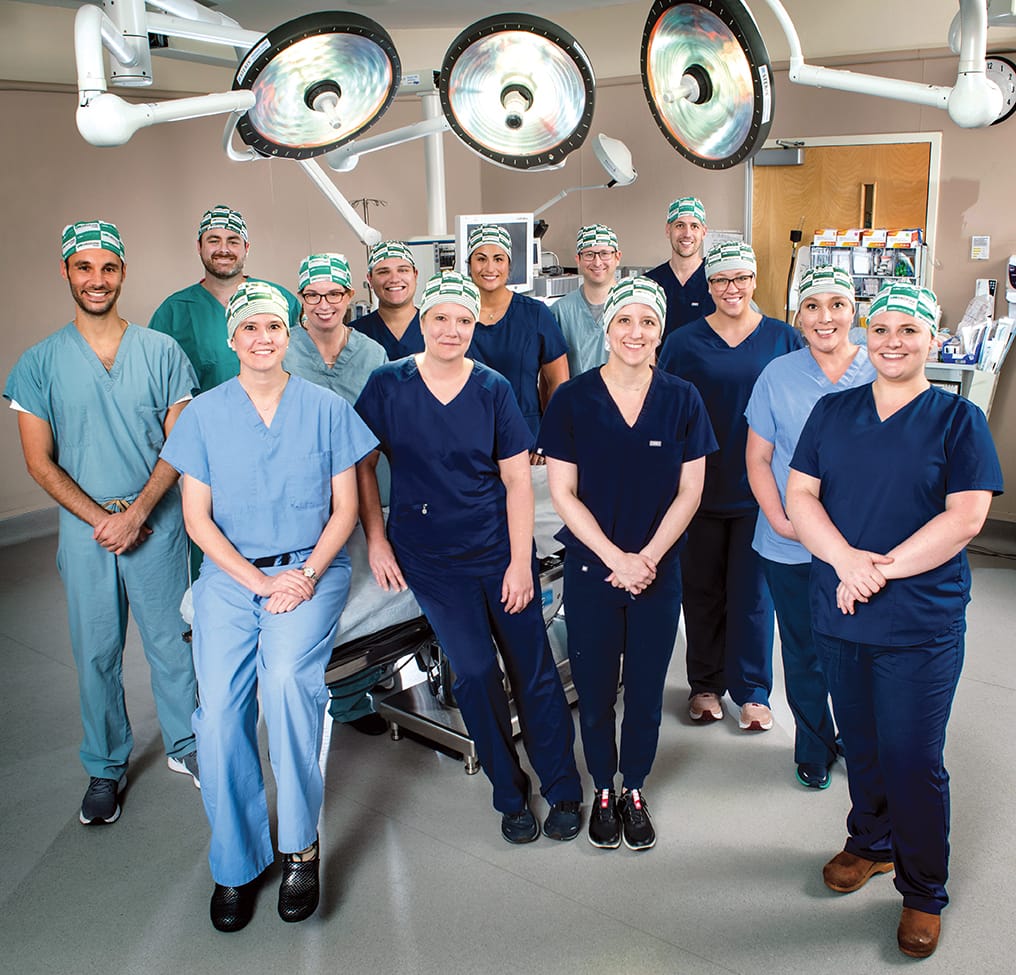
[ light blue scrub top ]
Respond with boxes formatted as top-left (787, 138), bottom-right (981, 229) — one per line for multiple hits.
top-left (659, 315), bottom-right (803, 516)
top-left (284, 325), bottom-right (391, 505)
top-left (161, 376), bottom-right (378, 560)
top-left (745, 346), bottom-right (875, 564)
top-left (352, 309), bottom-right (424, 361)
top-left (150, 279), bottom-right (301, 393)
top-left (550, 287), bottom-right (608, 377)
top-left (791, 384), bottom-right (1003, 645)
top-left (537, 367), bottom-right (717, 571)
top-left (4, 323), bottom-right (198, 502)
top-left (354, 358), bottom-right (534, 575)
top-left (468, 291), bottom-right (570, 437)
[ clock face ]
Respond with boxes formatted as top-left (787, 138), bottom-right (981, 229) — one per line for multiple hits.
top-left (986, 56), bottom-right (1016, 125)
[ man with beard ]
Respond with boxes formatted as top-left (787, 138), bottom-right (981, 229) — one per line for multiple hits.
top-left (645, 196), bottom-right (715, 340)
top-left (150, 205), bottom-right (300, 392)
top-left (352, 240), bottom-right (424, 359)
top-left (4, 221), bottom-right (200, 825)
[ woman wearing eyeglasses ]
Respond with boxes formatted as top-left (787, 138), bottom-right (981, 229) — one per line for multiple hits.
top-left (658, 241), bottom-right (802, 733)
top-left (285, 253), bottom-right (391, 736)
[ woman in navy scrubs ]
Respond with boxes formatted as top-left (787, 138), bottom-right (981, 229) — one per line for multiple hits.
top-left (466, 224), bottom-right (570, 440)
top-left (538, 277), bottom-right (715, 851)
top-left (786, 284), bottom-right (1002, 959)
top-left (354, 271), bottom-right (583, 845)
top-left (745, 266), bottom-right (875, 789)
top-left (659, 241), bottom-right (802, 731)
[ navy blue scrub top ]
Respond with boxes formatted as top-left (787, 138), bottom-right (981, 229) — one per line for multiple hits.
top-left (352, 309), bottom-right (424, 361)
top-left (645, 261), bottom-right (716, 341)
top-left (468, 291), bottom-right (569, 438)
top-left (354, 357), bottom-right (534, 575)
top-left (659, 315), bottom-right (802, 516)
top-left (791, 384), bottom-right (1003, 646)
top-left (537, 368), bottom-right (718, 571)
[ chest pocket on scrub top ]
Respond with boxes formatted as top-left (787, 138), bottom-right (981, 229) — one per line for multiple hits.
top-left (284, 451), bottom-right (332, 510)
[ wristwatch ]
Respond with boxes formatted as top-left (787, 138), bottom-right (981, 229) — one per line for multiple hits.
top-left (301, 565), bottom-right (318, 583)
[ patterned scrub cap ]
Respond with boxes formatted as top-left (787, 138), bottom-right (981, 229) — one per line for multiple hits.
top-left (868, 283), bottom-right (940, 330)
top-left (667, 196), bottom-right (707, 225)
top-left (602, 276), bottom-right (667, 347)
top-left (61, 221), bottom-right (125, 260)
top-left (575, 224), bottom-right (619, 254)
top-left (368, 240), bottom-right (416, 271)
top-left (419, 270), bottom-right (481, 321)
top-left (225, 280), bottom-right (291, 341)
top-left (198, 205), bottom-right (248, 242)
top-left (467, 224), bottom-right (513, 260)
top-left (798, 265), bottom-right (856, 306)
top-left (705, 240), bottom-right (757, 279)
top-left (298, 253), bottom-right (352, 292)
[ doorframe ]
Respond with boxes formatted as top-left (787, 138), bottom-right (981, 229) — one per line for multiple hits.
top-left (744, 131), bottom-right (942, 288)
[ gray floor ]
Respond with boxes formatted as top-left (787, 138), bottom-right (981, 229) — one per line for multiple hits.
top-left (1, 533), bottom-right (1013, 975)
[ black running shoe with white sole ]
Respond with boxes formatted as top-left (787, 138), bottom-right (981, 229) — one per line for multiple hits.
top-left (79, 774), bottom-right (127, 825)
top-left (587, 789), bottom-right (621, 849)
top-left (618, 788), bottom-right (656, 851)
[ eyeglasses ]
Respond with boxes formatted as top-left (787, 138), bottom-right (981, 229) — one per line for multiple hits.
top-left (302, 289), bottom-right (349, 305)
top-left (579, 249), bottom-right (618, 263)
top-left (709, 273), bottom-right (755, 291)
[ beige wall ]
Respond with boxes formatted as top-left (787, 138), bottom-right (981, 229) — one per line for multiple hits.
top-left (2, 0), bottom-right (1016, 521)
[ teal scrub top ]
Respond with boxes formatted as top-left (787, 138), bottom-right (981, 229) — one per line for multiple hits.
top-left (550, 287), bottom-right (609, 378)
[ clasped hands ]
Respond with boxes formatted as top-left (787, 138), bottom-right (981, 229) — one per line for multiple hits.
top-left (606, 551), bottom-right (657, 596)
top-left (257, 568), bottom-right (316, 614)
top-left (833, 547), bottom-right (894, 615)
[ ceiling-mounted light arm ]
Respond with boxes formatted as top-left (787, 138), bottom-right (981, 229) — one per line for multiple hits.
top-left (146, 0), bottom-right (247, 30)
top-left (325, 114), bottom-right (450, 172)
top-left (143, 12), bottom-right (263, 51)
top-left (298, 159), bottom-right (383, 248)
top-left (756, 0), bottom-right (1001, 127)
top-left (531, 133), bottom-right (637, 217)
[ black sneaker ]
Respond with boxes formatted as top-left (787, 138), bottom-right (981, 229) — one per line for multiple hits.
top-left (619, 788), bottom-right (656, 851)
top-left (501, 807), bottom-right (539, 844)
top-left (79, 774), bottom-right (126, 825)
top-left (543, 800), bottom-right (582, 841)
top-left (587, 789), bottom-right (621, 849)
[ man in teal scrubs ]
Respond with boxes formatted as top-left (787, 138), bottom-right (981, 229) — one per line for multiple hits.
top-left (4, 221), bottom-right (200, 826)
top-left (149, 205), bottom-right (300, 392)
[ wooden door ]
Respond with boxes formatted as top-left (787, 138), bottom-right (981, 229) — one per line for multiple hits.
top-left (751, 142), bottom-right (931, 320)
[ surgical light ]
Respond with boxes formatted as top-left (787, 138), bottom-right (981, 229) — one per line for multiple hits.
top-left (233, 12), bottom-right (400, 159)
top-left (640, 0), bottom-right (774, 170)
top-left (439, 13), bottom-right (596, 171)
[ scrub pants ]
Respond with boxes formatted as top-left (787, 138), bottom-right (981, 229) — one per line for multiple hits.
top-left (399, 550), bottom-right (581, 815)
top-left (680, 512), bottom-right (774, 706)
top-left (564, 555), bottom-right (683, 791)
top-left (191, 554), bottom-right (349, 887)
top-left (761, 558), bottom-right (838, 767)
top-left (817, 622), bottom-right (965, 915)
top-left (57, 498), bottom-right (196, 780)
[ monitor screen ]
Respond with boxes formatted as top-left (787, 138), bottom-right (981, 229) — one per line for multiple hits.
top-left (455, 212), bottom-right (535, 294)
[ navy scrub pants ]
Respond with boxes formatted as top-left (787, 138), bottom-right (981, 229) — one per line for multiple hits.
top-left (400, 552), bottom-right (581, 815)
top-left (761, 558), bottom-right (838, 767)
top-left (679, 511), bottom-right (774, 706)
top-left (563, 554), bottom-right (683, 791)
top-left (816, 621), bottom-right (965, 915)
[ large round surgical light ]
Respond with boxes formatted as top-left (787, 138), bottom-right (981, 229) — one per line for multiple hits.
top-left (641, 0), bottom-right (774, 169)
top-left (233, 12), bottom-right (400, 159)
top-left (439, 13), bottom-right (595, 170)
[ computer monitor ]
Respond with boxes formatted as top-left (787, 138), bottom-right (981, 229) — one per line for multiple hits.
top-left (455, 212), bottom-right (535, 293)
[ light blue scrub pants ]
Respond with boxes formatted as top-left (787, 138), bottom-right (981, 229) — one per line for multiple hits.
top-left (191, 553), bottom-right (349, 887)
top-left (57, 495), bottom-right (197, 780)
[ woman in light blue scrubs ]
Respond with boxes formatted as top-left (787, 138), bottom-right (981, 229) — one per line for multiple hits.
top-left (539, 276), bottom-right (715, 852)
top-left (355, 271), bottom-right (583, 846)
top-left (658, 241), bottom-right (802, 732)
top-left (466, 224), bottom-right (570, 439)
top-left (786, 284), bottom-right (1002, 959)
top-left (162, 281), bottom-right (378, 933)
top-left (745, 266), bottom-right (875, 789)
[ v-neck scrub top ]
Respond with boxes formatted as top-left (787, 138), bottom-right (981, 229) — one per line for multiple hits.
top-left (150, 279), bottom-right (301, 393)
top-left (791, 384), bottom-right (1003, 645)
top-left (537, 368), bottom-right (717, 570)
top-left (645, 261), bottom-right (715, 340)
top-left (354, 358), bottom-right (534, 575)
top-left (161, 376), bottom-right (378, 560)
top-left (659, 315), bottom-right (802, 516)
top-left (468, 292), bottom-right (569, 437)
top-left (745, 346), bottom-right (875, 564)
top-left (352, 308), bottom-right (424, 361)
